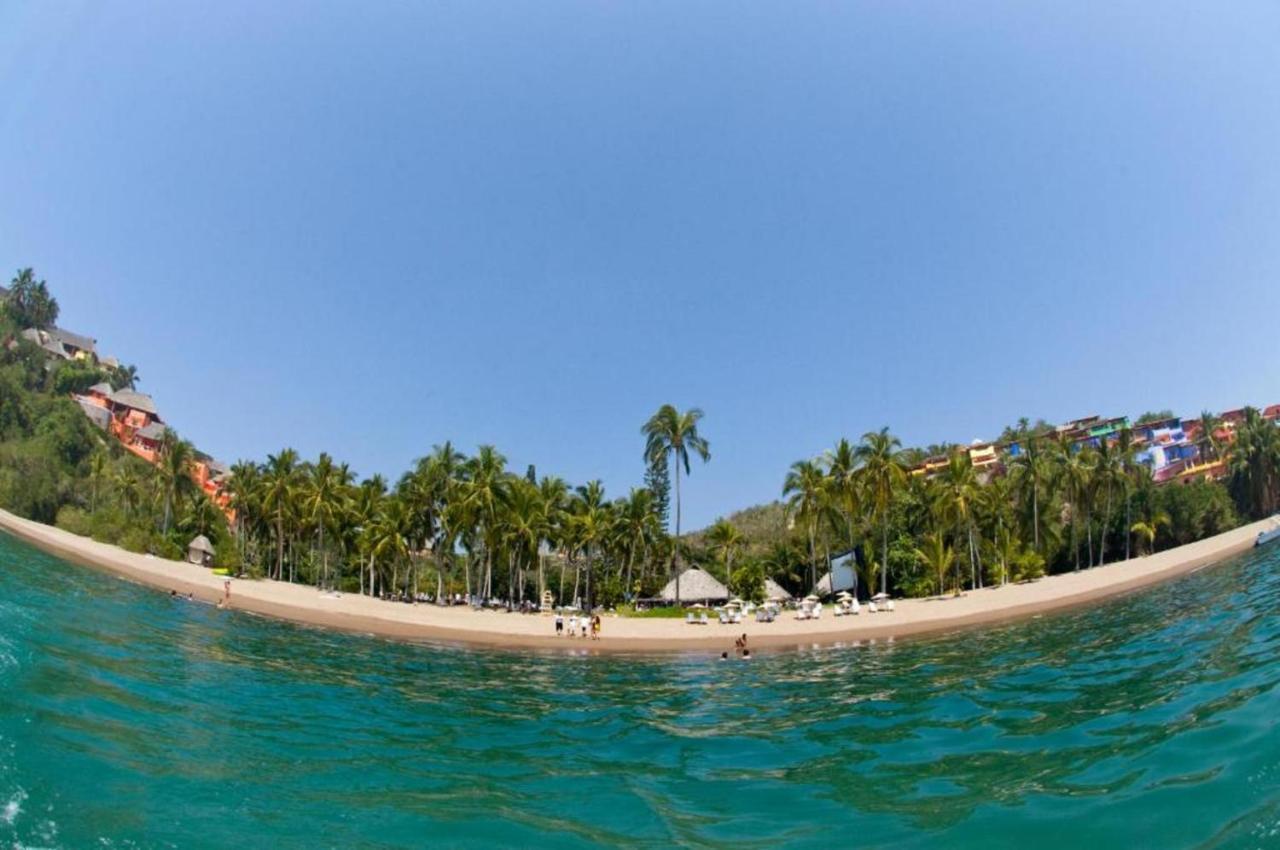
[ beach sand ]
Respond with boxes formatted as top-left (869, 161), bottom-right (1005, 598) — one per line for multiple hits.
top-left (2, 508), bottom-right (1277, 654)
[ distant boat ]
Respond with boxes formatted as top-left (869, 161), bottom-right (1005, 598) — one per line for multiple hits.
top-left (1256, 525), bottom-right (1280, 548)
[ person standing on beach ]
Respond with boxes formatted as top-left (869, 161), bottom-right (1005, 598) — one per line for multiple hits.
top-left (555, 612), bottom-right (564, 636)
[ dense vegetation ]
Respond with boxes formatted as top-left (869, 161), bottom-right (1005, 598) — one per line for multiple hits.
top-left (0, 271), bottom-right (232, 565)
top-left (3, 270), bottom-right (1279, 611)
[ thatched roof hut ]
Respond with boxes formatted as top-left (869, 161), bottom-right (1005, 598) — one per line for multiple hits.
top-left (763, 578), bottom-right (793, 601)
top-left (187, 535), bottom-right (215, 567)
top-left (658, 568), bottom-right (729, 604)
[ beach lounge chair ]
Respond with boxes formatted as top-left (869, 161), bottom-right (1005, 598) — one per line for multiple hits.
top-left (813, 603), bottom-right (822, 619)
top-left (868, 601), bottom-right (879, 613)
top-left (885, 599), bottom-right (895, 612)
top-left (686, 612), bottom-right (695, 625)
top-left (700, 612), bottom-right (710, 626)
top-left (718, 611), bottom-right (729, 625)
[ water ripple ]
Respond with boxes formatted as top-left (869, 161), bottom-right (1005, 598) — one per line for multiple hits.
top-left (1, 534), bottom-right (1279, 848)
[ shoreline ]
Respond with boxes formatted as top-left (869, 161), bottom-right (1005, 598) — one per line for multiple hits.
top-left (1, 508), bottom-right (1276, 654)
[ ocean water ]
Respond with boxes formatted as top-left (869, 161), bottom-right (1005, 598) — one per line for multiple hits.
top-left (2, 533), bottom-right (1280, 849)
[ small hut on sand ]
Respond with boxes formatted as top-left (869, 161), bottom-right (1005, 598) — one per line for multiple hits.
top-left (763, 578), bottom-right (793, 602)
top-left (187, 535), bottom-right (215, 567)
top-left (658, 568), bottom-right (729, 606)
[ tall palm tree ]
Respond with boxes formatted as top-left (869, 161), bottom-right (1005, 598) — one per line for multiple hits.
top-left (783, 458), bottom-right (828, 594)
top-left (618, 487), bottom-right (658, 601)
top-left (856, 427), bottom-right (905, 597)
top-left (1009, 421), bottom-right (1048, 554)
top-left (88, 451), bottom-right (109, 513)
top-left (370, 498), bottom-right (411, 597)
top-left (1057, 442), bottom-right (1093, 571)
top-left (939, 451), bottom-right (982, 589)
top-left (302, 453), bottom-right (350, 589)
top-left (1093, 436), bottom-right (1122, 566)
top-left (464, 445), bottom-right (508, 600)
top-left (825, 437), bottom-right (861, 551)
top-left (642, 404), bottom-right (710, 604)
top-left (156, 429), bottom-right (197, 535)
top-left (1115, 427), bottom-right (1141, 561)
top-left (571, 480), bottom-right (609, 610)
top-left (262, 449), bottom-right (301, 581)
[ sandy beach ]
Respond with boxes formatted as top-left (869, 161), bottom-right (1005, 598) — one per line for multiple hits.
top-left (2, 508), bottom-right (1276, 653)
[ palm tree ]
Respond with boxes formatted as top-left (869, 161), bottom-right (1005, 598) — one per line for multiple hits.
top-left (705, 517), bottom-right (744, 586)
top-left (262, 448), bottom-right (301, 581)
top-left (115, 465), bottom-right (143, 518)
top-left (88, 451), bottom-right (109, 513)
top-left (464, 445), bottom-right (508, 601)
top-left (1230, 408), bottom-right (1280, 518)
top-left (617, 487), bottom-right (658, 601)
top-left (783, 459), bottom-right (828, 594)
top-left (1196, 410), bottom-right (1223, 462)
top-left (1130, 510), bottom-right (1169, 556)
top-left (1009, 421), bottom-right (1048, 554)
top-left (302, 453), bottom-right (350, 589)
top-left (1057, 443), bottom-right (1093, 571)
top-left (856, 428), bottom-right (905, 597)
top-left (370, 498), bottom-right (411, 597)
top-left (571, 480), bottom-right (610, 610)
top-left (938, 451), bottom-right (982, 589)
top-left (1093, 436), bottom-right (1122, 566)
top-left (156, 429), bottom-right (196, 535)
top-left (354, 475), bottom-right (388, 595)
top-left (1114, 428), bottom-right (1142, 561)
top-left (113, 364), bottom-right (140, 391)
top-left (642, 404), bottom-right (711, 604)
top-left (825, 438), bottom-right (861, 551)
top-left (915, 531), bottom-right (955, 597)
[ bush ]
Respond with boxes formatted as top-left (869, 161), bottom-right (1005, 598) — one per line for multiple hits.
top-left (1012, 548), bottom-right (1045, 582)
top-left (117, 528), bottom-right (152, 554)
top-left (55, 505), bottom-right (93, 536)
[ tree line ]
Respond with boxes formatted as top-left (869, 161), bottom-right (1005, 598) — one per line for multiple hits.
top-left (3, 269), bottom-right (1279, 608)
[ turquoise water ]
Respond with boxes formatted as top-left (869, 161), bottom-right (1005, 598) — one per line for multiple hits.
top-left (2, 534), bottom-right (1280, 849)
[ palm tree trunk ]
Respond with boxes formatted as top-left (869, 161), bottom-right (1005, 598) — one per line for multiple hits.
top-left (275, 514), bottom-right (284, 581)
top-left (1124, 489), bottom-right (1132, 561)
top-left (1086, 511), bottom-right (1094, 568)
top-left (808, 522), bottom-right (817, 594)
top-left (969, 522), bottom-right (980, 589)
top-left (1032, 479), bottom-right (1040, 553)
top-left (674, 458), bottom-right (682, 605)
top-left (1099, 489), bottom-right (1112, 566)
top-left (881, 517), bottom-right (889, 597)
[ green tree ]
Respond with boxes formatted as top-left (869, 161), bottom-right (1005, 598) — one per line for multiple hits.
top-left (856, 427), bottom-right (905, 597)
top-left (783, 458), bottom-right (828, 594)
top-left (642, 404), bottom-right (710, 604)
top-left (156, 429), bottom-right (197, 535)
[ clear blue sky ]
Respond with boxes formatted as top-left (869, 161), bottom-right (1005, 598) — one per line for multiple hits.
top-left (2, 2), bottom-right (1278, 529)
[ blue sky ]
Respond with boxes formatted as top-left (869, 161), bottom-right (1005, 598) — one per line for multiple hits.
top-left (2, 1), bottom-right (1278, 529)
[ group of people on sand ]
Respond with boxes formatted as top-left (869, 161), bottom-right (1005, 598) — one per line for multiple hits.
top-left (721, 633), bottom-right (751, 660)
top-left (554, 612), bottom-right (601, 640)
top-left (168, 580), bottom-right (233, 609)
